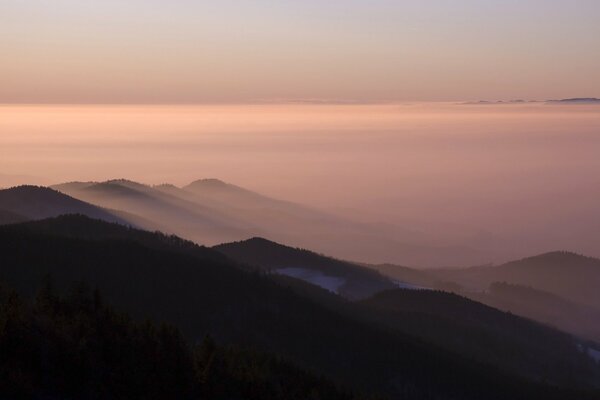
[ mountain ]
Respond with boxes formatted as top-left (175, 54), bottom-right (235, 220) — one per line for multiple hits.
top-left (52, 179), bottom-right (254, 244)
top-left (0, 209), bottom-right (27, 225)
top-left (214, 237), bottom-right (397, 300)
top-left (429, 251), bottom-right (600, 309)
top-left (0, 280), bottom-right (365, 400)
top-left (0, 215), bottom-right (596, 399)
top-left (0, 186), bottom-right (127, 224)
top-left (52, 178), bottom-right (487, 266)
top-left (468, 282), bottom-right (600, 342)
top-left (376, 252), bottom-right (600, 341)
top-left (360, 288), bottom-right (600, 387)
top-left (367, 262), bottom-right (459, 290)
top-left (547, 98), bottom-right (600, 104)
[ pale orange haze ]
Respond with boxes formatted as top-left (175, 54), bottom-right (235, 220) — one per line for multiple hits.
top-left (1, 103), bottom-right (600, 265)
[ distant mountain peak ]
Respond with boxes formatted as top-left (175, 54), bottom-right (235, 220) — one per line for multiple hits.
top-left (513, 250), bottom-right (598, 266)
top-left (547, 97), bottom-right (600, 104)
top-left (103, 179), bottom-right (149, 189)
top-left (187, 178), bottom-right (231, 188)
top-left (184, 178), bottom-right (259, 197)
top-left (153, 183), bottom-right (178, 189)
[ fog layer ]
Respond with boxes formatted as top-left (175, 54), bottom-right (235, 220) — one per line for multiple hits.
top-left (1, 103), bottom-right (599, 266)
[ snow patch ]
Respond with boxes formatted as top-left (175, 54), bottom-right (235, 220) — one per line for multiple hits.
top-left (577, 344), bottom-right (600, 363)
top-left (276, 267), bottom-right (346, 294)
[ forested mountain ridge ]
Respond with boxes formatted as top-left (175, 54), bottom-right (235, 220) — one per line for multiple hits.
top-left (1, 216), bottom-right (598, 399)
top-left (360, 288), bottom-right (600, 387)
top-left (214, 237), bottom-right (396, 300)
top-left (0, 280), bottom-right (368, 400)
top-left (0, 208), bottom-right (27, 225)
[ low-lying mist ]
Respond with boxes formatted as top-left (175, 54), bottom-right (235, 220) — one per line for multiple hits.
top-left (1, 102), bottom-right (599, 266)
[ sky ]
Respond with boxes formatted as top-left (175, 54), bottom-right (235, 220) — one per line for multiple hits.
top-left (2, 0), bottom-right (600, 103)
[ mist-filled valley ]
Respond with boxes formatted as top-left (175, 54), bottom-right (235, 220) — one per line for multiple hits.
top-left (2, 103), bottom-right (600, 266)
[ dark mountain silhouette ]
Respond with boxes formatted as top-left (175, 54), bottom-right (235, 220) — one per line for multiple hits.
top-left (0, 280), bottom-right (366, 400)
top-left (547, 98), bottom-right (600, 104)
top-left (0, 215), bottom-right (597, 399)
top-left (360, 289), bottom-right (600, 387)
top-left (214, 237), bottom-right (397, 300)
top-left (270, 267), bottom-right (600, 387)
top-left (0, 186), bottom-right (127, 224)
top-left (0, 208), bottom-right (27, 225)
top-left (469, 282), bottom-right (600, 342)
top-left (373, 252), bottom-right (600, 341)
top-left (52, 178), bottom-right (487, 266)
top-left (429, 251), bottom-right (600, 309)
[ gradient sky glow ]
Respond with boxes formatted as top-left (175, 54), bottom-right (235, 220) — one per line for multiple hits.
top-left (2, 0), bottom-right (600, 103)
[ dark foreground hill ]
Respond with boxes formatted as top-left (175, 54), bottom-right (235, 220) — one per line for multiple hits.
top-left (0, 280), bottom-right (365, 400)
top-left (0, 208), bottom-right (27, 225)
top-left (214, 237), bottom-right (396, 300)
top-left (0, 216), bottom-right (598, 399)
top-left (360, 289), bottom-right (600, 386)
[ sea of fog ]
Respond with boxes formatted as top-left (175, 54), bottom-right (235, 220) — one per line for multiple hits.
top-left (1, 102), bottom-right (600, 265)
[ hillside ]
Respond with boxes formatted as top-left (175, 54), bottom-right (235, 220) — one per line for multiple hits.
top-left (52, 178), bottom-right (487, 266)
top-left (53, 180), bottom-right (253, 244)
top-left (0, 186), bottom-right (126, 225)
top-left (214, 237), bottom-right (397, 300)
top-left (360, 288), bottom-right (600, 386)
top-left (0, 280), bottom-right (364, 400)
top-left (0, 209), bottom-right (27, 225)
top-left (430, 251), bottom-right (600, 309)
top-left (470, 282), bottom-right (600, 342)
top-left (0, 216), bottom-right (596, 399)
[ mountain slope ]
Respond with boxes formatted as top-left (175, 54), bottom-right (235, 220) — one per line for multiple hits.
top-left (0, 280), bottom-right (365, 400)
top-left (52, 180), bottom-right (254, 244)
top-left (430, 251), bottom-right (600, 309)
top-left (0, 209), bottom-right (27, 225)
top-left (53, 178), bottom-right (487, 266)
top-left (469, 282), bottom-right (600, 342)
top-left (0, 216), bottom-right (596, 399)
top-left (360, 289), bottom-right (600, 387)
top-left (0, 186), bottom-right (126, 224)
top-left (214, 237), bottom-right (397, 300)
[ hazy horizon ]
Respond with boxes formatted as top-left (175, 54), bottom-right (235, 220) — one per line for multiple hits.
top-left (2, 102), bottom-right (600, 266)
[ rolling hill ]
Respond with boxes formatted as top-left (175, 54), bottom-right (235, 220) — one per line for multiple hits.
top-left (429, 251), bottom-right (600, 309)
top-left (51, 178), bottom-right (487, 266)
top-left (0, 215), bottom-right (597, 399)
top-left (359, 288), bottom-right (600, 386)
top-left (0, 186), bottom-right (127, 225)
top-left (372, 253), bottom-right (600, 341)
top-left (214, 237), bottom-right (397, 300)
top-left (469, 282), bottom-right (600, 342)
top-left (0, 209), bottom-right (27, 225)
